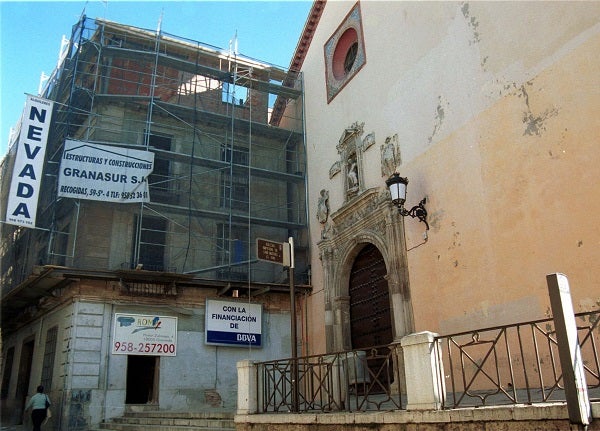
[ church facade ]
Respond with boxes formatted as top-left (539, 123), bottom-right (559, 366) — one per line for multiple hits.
top-left (296, 1), bottom-right (600, 355)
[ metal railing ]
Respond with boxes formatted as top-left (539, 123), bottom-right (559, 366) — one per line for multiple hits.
top-left (257, 344), bottom-right (404, 412)
top-left (255, 310), bottom-right (599, 413)
top-left (435, 310), bottom-right (600, 408)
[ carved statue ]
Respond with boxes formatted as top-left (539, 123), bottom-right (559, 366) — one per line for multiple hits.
top-left (381, 134), bottom-right (400, 177)
top-left (347, 156), bottom-right (359, 190)
top-left (317, 189), bottom-right (330, 224)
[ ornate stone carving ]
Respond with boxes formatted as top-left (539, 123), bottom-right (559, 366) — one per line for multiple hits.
top-left (381, 134), bottom-right (401, 177)
top-left (317, 189), bottom-right (330, 224)
top-left (362, 132), bottom-right (375, 151)
top-left (319, 246), bottom-right (336, 263)
top-left (316, 124), bottom-right (413, 354)
top-left (329, 160), bottom-right (341, 179)
top-left (332, 188), bottom-right (388, 233)
top-left (336, 122), bottom-right (364, 153)
top-left (321, 220), bottom-right (336, 240)
top-left (336, 122), bottom-right (366, 202)
top-left (326, 124), bottom-right (379, 204)
top-left (317, 187), bottom-right (413, 352)
top-left (373, 219), bottom-right (387, 237)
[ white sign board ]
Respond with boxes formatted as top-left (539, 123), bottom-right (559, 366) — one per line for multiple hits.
top-left (112, 313), bottom-right (177, 356)
top-left (58, 140), bottom-right (154, 203)
top-left (205, 299), bottom-right (262, 347)
top-left (5, 95), bottom-right (54, 227)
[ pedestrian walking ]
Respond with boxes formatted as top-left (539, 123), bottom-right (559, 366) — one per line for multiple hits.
top-left (24, 386), bottom-right (50, 431)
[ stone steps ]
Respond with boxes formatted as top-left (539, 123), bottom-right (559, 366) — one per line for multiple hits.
top-left (95, 410), bottom-right (235, 431)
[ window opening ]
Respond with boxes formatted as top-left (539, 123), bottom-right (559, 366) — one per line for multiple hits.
top-left (344, 42), bottom-right (359, 73)
top-left (332, 27), bottom-right (359, 80)
top-left (222, 81), bottom-right (248, 106)
top-left (216, 223), bottom-right (249, 282)
top-left (41, 326), bottom-right (58, 391)
top-left (134, 215), bottom-right (167, 271)
top-left (148, 133), bottom-right (173, 203)
top-left (324, 3), bottom-right (366, 102)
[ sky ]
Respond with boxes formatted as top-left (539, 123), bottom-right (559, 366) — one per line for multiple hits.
top-left (0, 0), bottom-right (313, 156)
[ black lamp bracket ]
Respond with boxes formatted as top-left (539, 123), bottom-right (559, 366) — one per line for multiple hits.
top-left (398, 198), bottom-right (429, 230)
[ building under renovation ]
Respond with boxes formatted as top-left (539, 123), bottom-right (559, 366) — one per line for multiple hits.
top-left (0, 15), bottom-right (308, 430)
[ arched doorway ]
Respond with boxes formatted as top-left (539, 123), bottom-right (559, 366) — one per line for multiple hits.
top-left (317, 187), bottom-right (413, 354)
top-left (349, 243), bottom-right (393, 348)
top-left (348, 243), bottom-right (394, 391)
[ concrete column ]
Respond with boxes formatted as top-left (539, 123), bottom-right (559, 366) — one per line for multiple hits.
top-left (401, 331), bottom-right (445, 410)
top-left (547, 273), bottom-right (591, 425)
top-left (236, 360), bottom-right (258, 414)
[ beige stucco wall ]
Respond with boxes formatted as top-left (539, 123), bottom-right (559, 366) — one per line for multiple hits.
top-left (300, 1), bottom-right (600, 352)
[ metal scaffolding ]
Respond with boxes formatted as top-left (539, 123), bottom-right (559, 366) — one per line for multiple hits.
top-left (1, 15), bottom-right (308, 294)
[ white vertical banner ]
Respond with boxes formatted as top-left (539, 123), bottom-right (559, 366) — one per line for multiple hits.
top-left (5, 95), bottom-right (54, 228)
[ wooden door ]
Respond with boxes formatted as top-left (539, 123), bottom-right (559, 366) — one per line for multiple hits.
top-left (349, 244), bottom-right (393, 348)
top-left (349, 244), bottom-right (393, 391)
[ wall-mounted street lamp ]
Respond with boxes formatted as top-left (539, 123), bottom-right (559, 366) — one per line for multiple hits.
top-left (385, 173), bottom-right (429, 230)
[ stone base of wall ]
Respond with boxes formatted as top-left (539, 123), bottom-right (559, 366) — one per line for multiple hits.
top-left (236, 403), bottom-right (600, 431)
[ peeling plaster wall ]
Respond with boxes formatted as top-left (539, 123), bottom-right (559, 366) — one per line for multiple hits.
top-left (300, 1), bottom-right (600, 347)
top-left (410, 32), bottom-right (600, 333)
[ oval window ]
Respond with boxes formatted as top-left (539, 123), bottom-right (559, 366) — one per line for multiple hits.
top-left (332, 28), bottom-right (358, 80)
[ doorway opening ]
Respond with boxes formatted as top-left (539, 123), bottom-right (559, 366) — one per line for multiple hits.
top-left (349, 243), bottom-right (393, 391)
top-left (125, 355), bottom-right (159, 404)
top-left (14, 338), bottom-right (35, 422)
